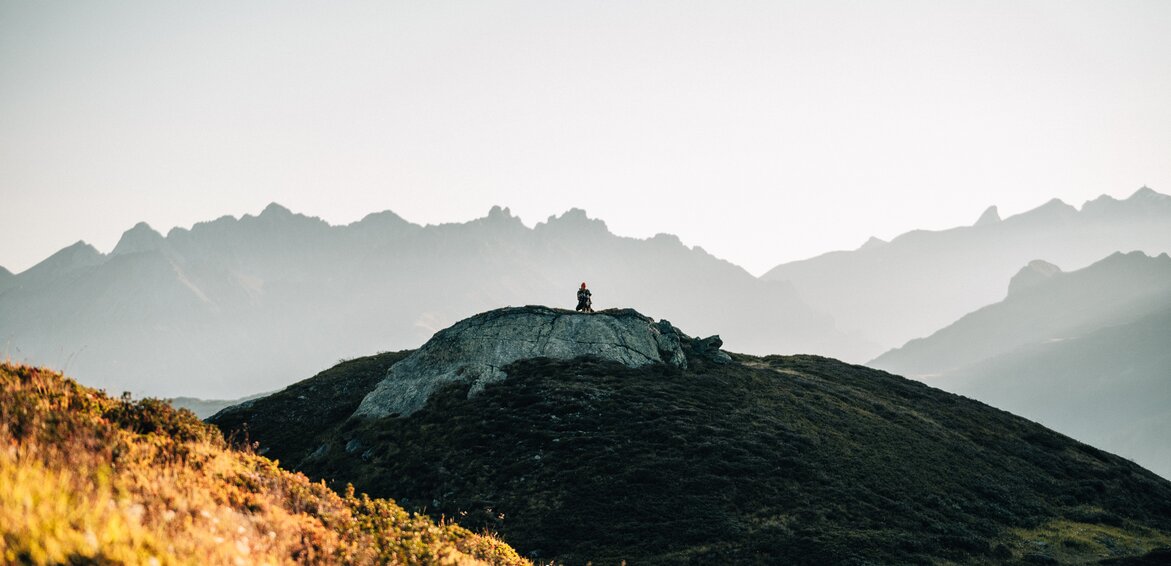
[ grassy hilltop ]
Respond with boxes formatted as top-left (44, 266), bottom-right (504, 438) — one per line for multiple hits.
top-left (214, 351), bottom-right (1171, 565)
top-left (0, 363), bottom-right (527, 565)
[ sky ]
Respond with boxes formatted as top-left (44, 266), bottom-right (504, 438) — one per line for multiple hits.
top-left (2, 1), bottom-right (1169, 276)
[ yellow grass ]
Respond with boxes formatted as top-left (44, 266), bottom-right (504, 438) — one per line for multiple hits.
top-left (0, 363), bottom-right (529, 565)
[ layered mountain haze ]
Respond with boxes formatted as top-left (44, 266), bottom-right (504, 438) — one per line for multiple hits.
top-left (0, 266), bottom-right (13, 293)
top-left (211, 307), bottom-right (1171, 564)
top-left (763, 187), bottom-right (1171, 360)
top-left (872, 251), bottom-right (1171, 377)
top-left (871, 252), bottom-right (1171, 479)
top-left (0, 204), bottom-right (855, 398)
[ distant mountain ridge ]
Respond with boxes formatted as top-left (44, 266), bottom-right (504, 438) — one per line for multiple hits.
top-left (0, 204), bottom-right (856, 398)
top-left (872, 251), bottom-right (1171, 376)
top-left (870, 251), bottom-right (1171, 479)
top-left (763, 187), bottom-right (1171, 360)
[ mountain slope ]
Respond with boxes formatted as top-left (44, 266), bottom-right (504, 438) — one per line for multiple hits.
top-left (871, 251), bottom-right (1171, 376)
top-left (869, 252), bottom-right (1171, 479)
top-left (762, 187), bottom-right (1171, 359)
top-left (0, 363), bottom-right (527, 565)
top-left (934, 307), bottom-right (1171, 480)
top-left (211, 307), bottom-right (1171, 565)
top-left (0, 205), bottom-right (857, 398)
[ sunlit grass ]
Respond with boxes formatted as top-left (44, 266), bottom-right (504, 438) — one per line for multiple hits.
top-left (1011, 516), bottom-right (1171, 564)
top-left (0, 363), bottom-right (529, 565)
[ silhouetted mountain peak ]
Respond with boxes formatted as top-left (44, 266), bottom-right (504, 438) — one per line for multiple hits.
top-left (111, 222), bottom-right (165, 256)
top-left (20, 240), bottom-right (104, 280)
top-left (237, 203), bottom-right (331, 236)
top-left (0, 265), bottom-right (11, 278)
top-left (974, 205), bottom-right (1001, 226)
top-left (535, 208), bottom-right (611, 237)
top-left (1082, 187), bottom-right (1171, 218)
top-left (346, 210), bottom-right (418, 240)
top-left (1129, 185), bottom-right (1166, 201)
top-left (1007, 259), bottom-right (1063, 297)
top-left (1004, 197), bottom-right (1078, 225)
top-left (260, 202), bottom-right (293, 217)
top-left (648, 232), bottom-right (684, 247)
top-left (482, 205), bottom-right (525, 228)
top-left (859, 236), bottom-right (888, 250)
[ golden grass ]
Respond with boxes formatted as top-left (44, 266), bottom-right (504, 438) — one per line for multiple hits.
top-left (1009, 516), bottom-right (1171, 564)
top-left (0, 363), bottom-right (529, 565)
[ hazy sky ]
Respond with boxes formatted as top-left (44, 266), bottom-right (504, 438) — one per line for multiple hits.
top-left (3, 1), bottom-right (1169, 276)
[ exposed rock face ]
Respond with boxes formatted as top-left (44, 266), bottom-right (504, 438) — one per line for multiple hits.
top-left (353, 306), bottom-right (706, 418)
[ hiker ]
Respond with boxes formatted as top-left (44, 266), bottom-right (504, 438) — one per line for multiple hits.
top-left (576, 282), bottom-right (593, 312)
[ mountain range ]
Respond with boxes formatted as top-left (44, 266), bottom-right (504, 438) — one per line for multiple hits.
top-left (762, 187), bottom-right (1171, 360)
top-left (0, 204), bottom-right (856, 398)
top-left (872, 251), bottom-right (1171, 479)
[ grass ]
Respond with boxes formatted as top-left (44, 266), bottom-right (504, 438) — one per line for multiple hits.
top-left (1012, 518), bottom-right (1171, 564)
top-left (0, 362), bottom-right (529, 565)
top-left (214, 351), bottom-right (1171, 564)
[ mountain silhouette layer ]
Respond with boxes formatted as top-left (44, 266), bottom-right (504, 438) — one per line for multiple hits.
top-left (763, 187), bottom-right (1171, 360)
top-left (872, 252), bottom-right (1171, 479)
top-left (0, 205), bottom-right (857, 398)
top-left (211, 307), bottom-right (1171, 565)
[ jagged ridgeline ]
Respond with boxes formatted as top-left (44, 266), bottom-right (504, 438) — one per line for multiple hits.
top-left (0, 364), bottom-right (528, 565)
top-left (210, 307), bottom-right (1171, 565)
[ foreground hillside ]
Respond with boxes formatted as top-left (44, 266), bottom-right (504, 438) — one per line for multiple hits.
top-left (0, 363), bottom-right (527, 565)
top-left (212, 308), bottom-right (1171, 565)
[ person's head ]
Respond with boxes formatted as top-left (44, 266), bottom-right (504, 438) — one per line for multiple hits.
top-left (581, 282), bottom-right (587, 289)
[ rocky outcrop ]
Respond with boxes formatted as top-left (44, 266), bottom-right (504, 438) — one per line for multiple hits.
top-left (353, 306), bottom-right (725, 418)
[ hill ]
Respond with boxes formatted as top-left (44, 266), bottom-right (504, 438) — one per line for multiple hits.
top-left (0, 204), bottom-right (857, 399)
top-left (872, 251), bottom-right (1171, 376)
top-left (211, 307), bottom-right (1171, 565)
top-left (762, 186), bottom-right (1171, 360)
top-left (0, 362), bottom-right (527, 565)
top-left (169, 391), bottom-right (272, 419)
top-left (942, 307), bottom-right (1171, 482)
top-left (870, 252), bottom-right (1171, 479)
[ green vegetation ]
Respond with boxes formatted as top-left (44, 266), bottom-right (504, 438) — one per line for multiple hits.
top-left (0, 362), bottom-right (528, 565)
top-left (214, 352), bottom-right (1171, 564)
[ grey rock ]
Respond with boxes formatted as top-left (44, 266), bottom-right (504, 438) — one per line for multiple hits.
top-left (692, 335), bottom-right (733, 364)
top-left (306, 443), bottom-right (329, 461)
top-left (345, 438), bottom-right (364, 454)
top-left (352, 306), bottom-right (693, 418)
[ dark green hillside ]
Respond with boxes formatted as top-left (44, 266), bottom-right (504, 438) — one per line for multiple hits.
top-left (212, 352), bottom-right (1171, 565)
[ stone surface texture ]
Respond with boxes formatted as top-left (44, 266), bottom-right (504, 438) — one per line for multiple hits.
top-left (353, 306), bottom-right (697, 418)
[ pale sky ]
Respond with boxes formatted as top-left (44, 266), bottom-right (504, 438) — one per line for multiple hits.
top-left (2, 1), bottom-right (1169, 276)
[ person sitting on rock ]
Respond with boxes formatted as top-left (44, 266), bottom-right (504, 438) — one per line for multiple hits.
top-left (576, 282), bottom-right (593, 313)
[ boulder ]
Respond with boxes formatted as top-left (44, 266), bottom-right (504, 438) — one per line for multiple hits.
top-left (352, 306), bottom-right (695, 418)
